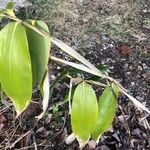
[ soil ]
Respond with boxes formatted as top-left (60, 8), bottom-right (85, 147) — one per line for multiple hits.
top-left (0, 0), bottom-right (27, 9)
top-left (0, 0), bottom-right (150, 150)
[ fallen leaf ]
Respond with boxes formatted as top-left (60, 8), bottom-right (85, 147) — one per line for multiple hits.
top-left (117, 45), bottom-right (132, 55)
top-left (0, 114), bottom-right (7, 123)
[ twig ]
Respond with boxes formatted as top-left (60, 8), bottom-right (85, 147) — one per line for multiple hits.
top-left (68, 78), bottom-right (73, 114)
top-left (15, 144), bottom-right (50, 150)
top-left (118, 105), bottom-right (131, 136)
top-left (33, 133), bottom-right (38, 150)
top-left (85, 80), bottom-right (107, 87)
top-left (5, 123), bottom-right (20, 147)
top-left (7, 130), bottom-right (31, 149)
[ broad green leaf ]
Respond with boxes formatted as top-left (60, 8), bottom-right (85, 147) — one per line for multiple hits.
top-left (71, 81), bottom-right (98, 145)
top-left (25, 20), bottom-right (51, 87)
top-left (92, 83), bottom-right (119, 141)
top-left (0, 22), bottom-right (32, 115)
top-left (51, 38), bottom-right (150, 114)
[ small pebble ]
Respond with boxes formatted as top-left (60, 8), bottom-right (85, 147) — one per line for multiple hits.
top-left (66, 133), bottom-right (76, 145)
top-left (124, 63), bottom-right (129, 69)
top-left (126, 72), bottom-right (131, 75)
top-left (131, 82), bottom-right (135, 86)
top-left (136, 96), bottom-right (144, 102)
top-left (88, 140), bottom-right (97, 149)
top-left (137, 65), bottom-right (143, 71)
top-left (142, 63), bottom-right (148, 69)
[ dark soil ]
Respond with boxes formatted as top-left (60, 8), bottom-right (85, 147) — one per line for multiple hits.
top-left (0, 0), bottom-right (150, 149)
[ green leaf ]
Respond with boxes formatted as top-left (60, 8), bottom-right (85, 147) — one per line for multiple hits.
top-left (0, 10), bottom-right (6, 20)
top-left (0, 16), bottom-right (3, 21)
top-left (92, 83), bottom-right (119, 141)
top-left (49, 70), bottom-right (68, 100)
top-left (97, 64), bottom-right (109, 74)
top-left (6, 2), bottom-right (15, 10)
top-left (0, 22), bottom-right (32, 115)
top-left (25, 20), bottom-right (51, 87)
top-left (1, 2), bottom-right (16, 17)
top-left (88, 64), bottom-right (109, 81)
top-left (71, 81), bottom-right (98, 145)
top-left (0, 9), bottom-right (5, 15)
top-left (64, 86), bottom-right (76, 102)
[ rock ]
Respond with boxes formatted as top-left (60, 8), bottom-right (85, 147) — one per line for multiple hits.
top-left (36, 127), bottom-right (49, 138)
top-left (142, 71), bottom-right (150, 79)
top-left (66, 133), bottom-right (76, 145)
top-left (88, 140), bottom-right (97, 149)
top-left (135, 96), bottom-right (144, 102)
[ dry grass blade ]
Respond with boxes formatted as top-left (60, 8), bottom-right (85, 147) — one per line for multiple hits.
top-left (68, 79), bottom-right (73, 114)
top-left (36, 70), bottom-right (50, 120)
top-left (51, 37), bottom-right (105, 76)
top-left (51, 56), bottom-right (103, 77)
top-left (7, 130), bottom-right (31, 149)
top-left (85, 80), bottom-right (107, 87)
top-left (121, 89), bottom-right (150, 114)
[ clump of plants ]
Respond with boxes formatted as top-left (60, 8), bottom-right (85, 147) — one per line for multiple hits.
top-left (0, 3), bottom-right (149, 149)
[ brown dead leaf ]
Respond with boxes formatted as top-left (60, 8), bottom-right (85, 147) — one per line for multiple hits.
top-left (142, 71), bottom-right (150, 79)
top-left (0, 113), bottom-right (7, 124)
top-left (117, 45), bottom-right (132, 55)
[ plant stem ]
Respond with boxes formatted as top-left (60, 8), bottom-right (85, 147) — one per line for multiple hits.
top-left (84, 80), bottom-right (107, 87)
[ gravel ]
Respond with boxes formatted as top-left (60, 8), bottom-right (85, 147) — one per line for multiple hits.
top-left (0, 0), bottom-right (28, 9)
